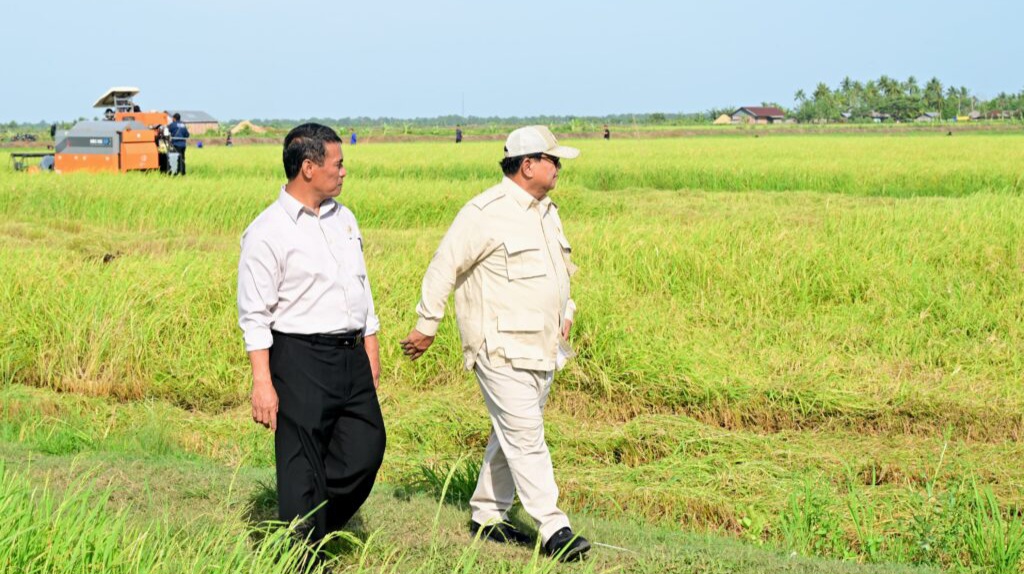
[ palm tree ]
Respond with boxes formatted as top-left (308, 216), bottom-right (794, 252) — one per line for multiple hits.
top-left (879, 75), bottom-right (900, 98)
top-left (840, 76), bottom-right (854, 101)
top-left (924, 77), bottom-right (944, 114)
top-left (946, 86), bottom-right (962, 115)
top-left (960, 87), bottom-right (973, 112)
top-left (904, 75), bottom-right (920, 96)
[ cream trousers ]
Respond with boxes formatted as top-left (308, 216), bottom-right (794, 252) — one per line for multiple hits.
top-left (469, 351), bottom-right (571, 543)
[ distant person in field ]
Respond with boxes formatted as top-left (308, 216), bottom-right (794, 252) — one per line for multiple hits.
top-left (225, 131), bottom-right (233, 147)
top-left (167, 113), bottom-right (190, 175)
top-left (350, 129), bottom-right (357, 145)
top-left (238, 123), bottom-right (386, 545)
top-left (603, 124), bottom-right (610, 140)
top-left (401, 126), bottom-right (590, 562)
top-left (455, 124), bottom-right (463, 143)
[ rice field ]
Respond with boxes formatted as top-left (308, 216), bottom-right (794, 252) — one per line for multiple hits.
top-left (2, 132), bottom-right (1023, 572)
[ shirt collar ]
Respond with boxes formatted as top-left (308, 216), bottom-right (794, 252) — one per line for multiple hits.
top-left (277, 186), bottom-right (338, 223)
top-left (502, 177), bottom-right (554, 213)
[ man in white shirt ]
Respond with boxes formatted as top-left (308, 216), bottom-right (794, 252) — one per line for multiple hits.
top-left (238, 123), bottom-right (385, 543)
top-left (401, 126), bottom-right (590, 562)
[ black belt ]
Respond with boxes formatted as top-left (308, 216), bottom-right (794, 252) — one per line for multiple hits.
top-left (273, 330), bottom-right (364, 348)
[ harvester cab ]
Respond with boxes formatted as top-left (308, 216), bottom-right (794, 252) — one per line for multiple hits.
top-left (53, 87), bottom-right (170, 174)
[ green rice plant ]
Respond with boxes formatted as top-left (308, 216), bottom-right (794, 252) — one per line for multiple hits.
top-left (963, 483), bottom-right (1024, 574)
top-left (846, 487), bottom-right (884, 562)
top-left (0, 462), bottom-right (355, 574)
top-left (416, 456), bottom-right (480, 507)
top-left (0, 463), bottom-right (165, 573)
top-left (778, 479), bottom-right (846, 559)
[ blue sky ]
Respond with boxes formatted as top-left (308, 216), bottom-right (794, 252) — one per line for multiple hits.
top-left (3, 0), bottom-right (1022, 122)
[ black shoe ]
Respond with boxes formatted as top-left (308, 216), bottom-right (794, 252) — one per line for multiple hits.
top-left (470, 520), bottom-right (532, 545)
top-left (543, 527), bottom-right (590, 562)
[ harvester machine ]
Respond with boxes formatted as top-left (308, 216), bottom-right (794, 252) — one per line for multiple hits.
top-left (54, 87), bottom-right (171, 174)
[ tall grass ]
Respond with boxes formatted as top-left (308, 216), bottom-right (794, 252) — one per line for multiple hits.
top-left (3, 189), bottom-right (1021, 438)
top-left (0, 463), bottom-right (339, 574)
top-left (0, 461), bottom-right (606, 574)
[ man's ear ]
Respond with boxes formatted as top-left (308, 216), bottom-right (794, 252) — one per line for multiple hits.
top-left (300, 159), bottom-right (313, 179)
top-left (520, 157), bottom-right (534, 180)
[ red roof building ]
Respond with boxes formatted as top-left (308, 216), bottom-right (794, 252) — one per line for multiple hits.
top-left (731, 106), bottom-right (786, 124)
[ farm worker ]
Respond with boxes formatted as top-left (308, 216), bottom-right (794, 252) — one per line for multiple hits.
top-left (350, 129), bottom-right (357, 145)
top-left (168, 113), bottom-right (190, 175)
top-left (455, 124), bottom-right (463, 143)
top-left (237, 123), bottom-right (386, 545)
top-left (400, 126), bottom-right (590, 562)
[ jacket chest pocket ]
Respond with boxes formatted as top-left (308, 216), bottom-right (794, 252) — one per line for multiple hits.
top-left (503, 238), bottom-right (547, 280)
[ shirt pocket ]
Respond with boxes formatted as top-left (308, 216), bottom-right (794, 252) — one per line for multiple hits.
top-left (350, 235), bottom-right (367, 278)
top-left (330, 235), bottom-right (365, 274)
top-left (503, 238), bottom-right (547, 280)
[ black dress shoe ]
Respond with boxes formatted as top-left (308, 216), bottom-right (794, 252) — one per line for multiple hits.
top-left (470, 520), bottom-right (532, 545)
top-left (543, 527), bottom-right (590, 562)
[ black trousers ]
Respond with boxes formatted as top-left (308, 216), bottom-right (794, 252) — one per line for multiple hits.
top-left (175, 148), bottom-right (186, 176)
top-left (269, 331), bottom-right (386, 540)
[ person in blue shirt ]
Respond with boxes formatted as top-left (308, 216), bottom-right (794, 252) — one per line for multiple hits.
top-left (350, 129), bottom-right (357, 145)
top-left (168, 113), bottom-right (190, 175)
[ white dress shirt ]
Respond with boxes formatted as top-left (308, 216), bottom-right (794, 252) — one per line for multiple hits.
top-left (238, 187), bottom-right (380, 352)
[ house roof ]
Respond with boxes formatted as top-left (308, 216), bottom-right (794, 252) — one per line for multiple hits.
top-left (735, 106), bottom-right (785, 118)
top-left (168, 110), bottom-right (218, 123)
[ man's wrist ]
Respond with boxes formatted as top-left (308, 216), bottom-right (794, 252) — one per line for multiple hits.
top-left (414, 318), bottom-right (440, 337)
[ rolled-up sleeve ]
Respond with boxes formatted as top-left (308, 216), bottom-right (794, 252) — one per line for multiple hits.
top-left (238, 231), bottom-right (280, 351)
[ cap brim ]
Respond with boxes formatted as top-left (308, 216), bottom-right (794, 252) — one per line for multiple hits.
top-left (546, 145), bottom-right (580, 159)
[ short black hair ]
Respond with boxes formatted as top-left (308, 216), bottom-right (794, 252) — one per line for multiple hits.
top-left (172, 113), bottom-right (181, 121)
top-left (500, 151), bottom-right (542, 177)
top-left (283, 123), bottom-right (342, 180)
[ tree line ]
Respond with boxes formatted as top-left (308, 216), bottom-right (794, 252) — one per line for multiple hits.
top-left (6, 77), bottom-right (1024, 129)
top-left (787, 76), bottom-right (1024, 123)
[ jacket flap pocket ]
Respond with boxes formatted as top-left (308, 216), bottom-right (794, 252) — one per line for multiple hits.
top-left (504, 238), bottom-right (541, 255)
top-left (557, 234), bottom-right (572, 252)
top-left (497, 312), bottom-right (545, 332)
top-left (501, 340), bottom-right (546, 360)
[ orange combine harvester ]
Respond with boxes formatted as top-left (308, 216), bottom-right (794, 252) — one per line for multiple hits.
top-left (54, 87), bottom-right (172, 174)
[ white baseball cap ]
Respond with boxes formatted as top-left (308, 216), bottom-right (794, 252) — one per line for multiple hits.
top-left (503, 125), bottom-right (580, 159)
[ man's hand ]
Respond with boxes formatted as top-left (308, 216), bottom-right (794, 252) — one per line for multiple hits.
top-left (248, 349), bottom-right (278, 431)
top-left (562, 318), bottom-right (573, 340)
top-left (400, 329), bottom-right (435, 361)
top-left (251, 378), bottom-right (279, 431)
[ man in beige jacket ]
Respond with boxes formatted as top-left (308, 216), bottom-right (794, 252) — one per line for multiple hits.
top-left (401, 126), bottom-right (589, 562)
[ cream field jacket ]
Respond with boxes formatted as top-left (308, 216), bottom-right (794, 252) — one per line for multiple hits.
top-left (415, 177), bottom-right (577, 371)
